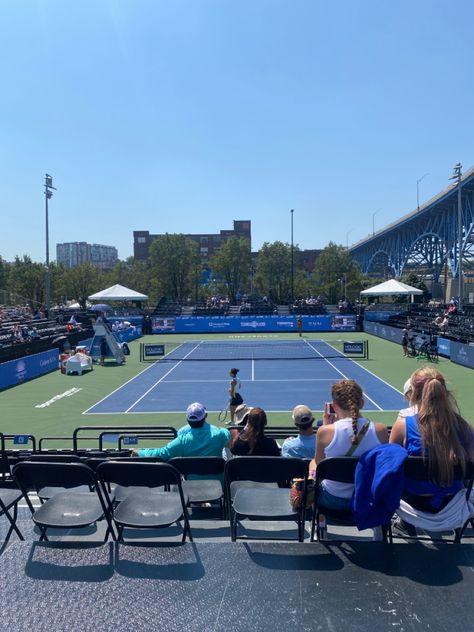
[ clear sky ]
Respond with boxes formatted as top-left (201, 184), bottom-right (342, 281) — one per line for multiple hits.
top-left (1, 0), bottom-right (474, 263)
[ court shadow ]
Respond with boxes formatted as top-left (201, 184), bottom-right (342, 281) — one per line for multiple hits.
top-left (114, 542), bottom-right (205, 581)
top-left (242, 541), bottom-right (344, 571)
top-left (25, 541), bottom-right (114, 582)
top-left (336, 541), bottom-right (469, 586)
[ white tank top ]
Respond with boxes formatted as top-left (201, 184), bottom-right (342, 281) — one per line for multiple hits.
top-left (232, 377), bottom-right (241, 394)
top-left (322, 417), bottom-right (382, 498)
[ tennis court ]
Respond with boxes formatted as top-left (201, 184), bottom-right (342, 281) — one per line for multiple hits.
top-left (85, 339), bottom-right (405, 415)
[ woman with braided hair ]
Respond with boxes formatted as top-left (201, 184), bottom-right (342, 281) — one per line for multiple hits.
top-left (390, 366), bottom-right (474, 513)
top-left (309, 379), bottom-right (388, 510)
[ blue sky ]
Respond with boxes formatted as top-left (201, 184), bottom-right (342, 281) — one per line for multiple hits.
top-left (1, 0), bottom-right (474, 262)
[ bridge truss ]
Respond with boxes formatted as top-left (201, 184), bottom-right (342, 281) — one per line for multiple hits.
top-left (350, 167), bottom-right (474, 285)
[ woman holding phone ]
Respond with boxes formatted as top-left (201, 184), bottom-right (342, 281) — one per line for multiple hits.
top-left (309, 379), bottom-right (388, 510)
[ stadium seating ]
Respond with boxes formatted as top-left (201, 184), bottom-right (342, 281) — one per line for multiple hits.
top-left (96, 461), bottom-right (193, 543)
top-left (225, 456), bottom-right (308, 542)
top-left (12, 461), bottom-right (112, 542)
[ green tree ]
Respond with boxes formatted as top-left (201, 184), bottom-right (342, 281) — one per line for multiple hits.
top-left (311, 242), bottom-right (364, 303)
top-left (255, 241), bottom-right (301, 303)
top-left (65, 263), bottom-right (104, 306)
top-left (208, 237), bottom-right (251, 302)
top-left (8, 256), bottom-right (45, 306)
top-left (149, 234), bottom-right (200, 301)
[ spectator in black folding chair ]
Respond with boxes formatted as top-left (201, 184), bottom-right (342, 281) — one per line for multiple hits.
top-left (133, 402), bottom-right (232, 459)
top-left (230, 408), bottom-right (280, 457)
top-left (309, 380), bottom-right (388, 532)
top-left (389, 366), bottom-right (474, 536)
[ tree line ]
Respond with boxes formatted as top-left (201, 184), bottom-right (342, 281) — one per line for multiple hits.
top-left (0, 237), bottom-right (378, 308)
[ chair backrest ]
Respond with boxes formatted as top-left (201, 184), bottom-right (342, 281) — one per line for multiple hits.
top-left (315, 457), bottom-right (359, 484)
top-left (96, 461), bottom-right (181, 488)
top-left (13, 461), bottom-right (98, 493)
top-left (225, 456), bottom-right (307, 485)
top-left (85, 456), bottom-right (164, 471)
top-left (19, 454), bottom-right (83, 463)
top-left (404, 456), bottom-right (474, 484)
top-left (169, 457), bottom-right (225, 478)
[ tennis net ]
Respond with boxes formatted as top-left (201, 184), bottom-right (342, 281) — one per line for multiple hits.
top-left (140, 339), bottom-right (369, 362)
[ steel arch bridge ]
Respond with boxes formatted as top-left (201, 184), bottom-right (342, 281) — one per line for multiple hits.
top-left (349, 166), bottom-right (474, 282)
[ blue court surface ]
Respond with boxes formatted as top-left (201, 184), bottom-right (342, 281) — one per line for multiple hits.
top-left (84, 339), bottom-right (405, 415)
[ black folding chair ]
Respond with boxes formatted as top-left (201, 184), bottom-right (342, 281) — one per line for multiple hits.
top-left (169, 457), bottom-right (226, 518)
top-left (12, 461), bottom-right (113, 542)
top-left (389, 457), bottom-right (474, 543)
top-left (96, 461), bottom-right (193, 543)
top-left (16, 454), bottom-right (87, 502)
top-left (86, 456), bottom-right (165, 502)
top-left (0, 486), bottom-right (25, 552)
top-left (224, 456), bottom-right (308, 542)
top-left (310, 457), bottom-right (377, 542)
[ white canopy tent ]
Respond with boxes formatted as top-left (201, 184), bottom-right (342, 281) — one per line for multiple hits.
top-left (360, 279), bottom-right (423, 302)
top-left (88, 284), bottom-right (148, 302)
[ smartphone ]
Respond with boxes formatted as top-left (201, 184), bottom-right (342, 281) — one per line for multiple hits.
top-left (324, 402), bottom-right (335, 415)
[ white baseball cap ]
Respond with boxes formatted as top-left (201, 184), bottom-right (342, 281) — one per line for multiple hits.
top-left (186, 402), bottom-right (207, 423)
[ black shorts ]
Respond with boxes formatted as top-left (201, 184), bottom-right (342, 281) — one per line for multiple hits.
top-left (230, 393), bottom-right (243, 406)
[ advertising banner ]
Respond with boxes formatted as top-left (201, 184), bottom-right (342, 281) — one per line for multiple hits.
top-left (436, 337), bottom-right (451, 358)
top-left (151, 314), bottom-right (356, 334)
top-left (450, 341), bottom-right (474, 369)
top-left (0, 348), bottom-right (58, 391)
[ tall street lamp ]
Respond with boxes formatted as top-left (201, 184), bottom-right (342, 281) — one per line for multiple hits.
top-left (417, 173), bottom-right (429, 212)
top-left (449, 163), bottom-right (463, 309)
top-left (44, 174), bottom-right (57, 317)
top-left (290, 209), bottom-right (294, 304)
top-left (372, 208), bottom-right (382, 236)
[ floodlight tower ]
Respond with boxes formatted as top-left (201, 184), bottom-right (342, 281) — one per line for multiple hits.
top-left (44, 174), bottom-right (57, 317)
top-left (449, 163), bottom-right (463, 309)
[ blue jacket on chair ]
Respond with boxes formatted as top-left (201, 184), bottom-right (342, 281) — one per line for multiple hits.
top-left (351, 443), bottom-right (408, 530)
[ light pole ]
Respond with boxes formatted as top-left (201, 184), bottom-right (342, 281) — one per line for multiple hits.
top-left (372, 208), bottom-right (382, 236)
top-left (416, 173), bottom-right (429, 212)
top-left (44, 174), bottom-right (57, 317)
top-left (449, 163), bottom-right (463, 309)
top-left (290, 209), bottom-right (294, 304)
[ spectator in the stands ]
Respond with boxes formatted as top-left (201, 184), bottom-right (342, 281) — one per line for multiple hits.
top-left (309, 379), bottom-right (388, 510)
top-left (281, 405), bottom-right (316, 459)
top-left (390, 367), bottom-right (474, 533)
top-left (230, 407), bottom-right (280, 456)
top-left (134, 402), bottom-right (231, 459)
top-left (234, 404), bottom-right (253, 426)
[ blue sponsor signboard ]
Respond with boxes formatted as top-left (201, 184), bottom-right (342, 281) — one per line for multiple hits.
top-left (151, 314), bottom-right (356, 334)
top-left (144, 344), bottom-right (165, 356)
top-left (0, 348), bottom-right (59, 391)
top-left (450, 341), bottom-right (474, 369)
top-left (343, 341), bottom-right (365, 355)
top-left (437, 337), bottom-right (451, 358)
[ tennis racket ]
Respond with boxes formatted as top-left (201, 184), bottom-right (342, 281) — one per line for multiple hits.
top-left (218, 407), bottom-right (229, 423)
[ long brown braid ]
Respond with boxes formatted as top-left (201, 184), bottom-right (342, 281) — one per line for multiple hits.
top-left (331, 380), bottom-right (364, 445)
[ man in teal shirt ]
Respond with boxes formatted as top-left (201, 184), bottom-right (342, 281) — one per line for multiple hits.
top-left (135, 402), bottom-right (232, 459)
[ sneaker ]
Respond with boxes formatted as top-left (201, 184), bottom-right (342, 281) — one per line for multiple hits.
top-left (392, 517), bottom-right (417, 537)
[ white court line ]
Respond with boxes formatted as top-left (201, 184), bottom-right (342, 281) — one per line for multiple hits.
top-left (161, 378), bottom-right (335, 383)
top-left (251, 359), bottom-right (255, 381)
top-left (322, 339), bottom-right (405, 401)
top-left (82, 407), bottom-right (402, 415)
top-left (82, 341), bottom-right (188, 414)
top-left (124, 341), bottom-right (205, 413)
top-left (304, 339), bottom-right (383, 411)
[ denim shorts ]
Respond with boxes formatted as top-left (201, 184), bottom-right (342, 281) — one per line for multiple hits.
top-left (318, 486), bottom-right (352, 510)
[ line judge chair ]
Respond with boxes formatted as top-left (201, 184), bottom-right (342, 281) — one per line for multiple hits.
top-left (12, 461), bottom-right (113, 542)
top-left (225, 456), bottom-right (308, 542)
top-left (96, 461), bottom-right (193, 543)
